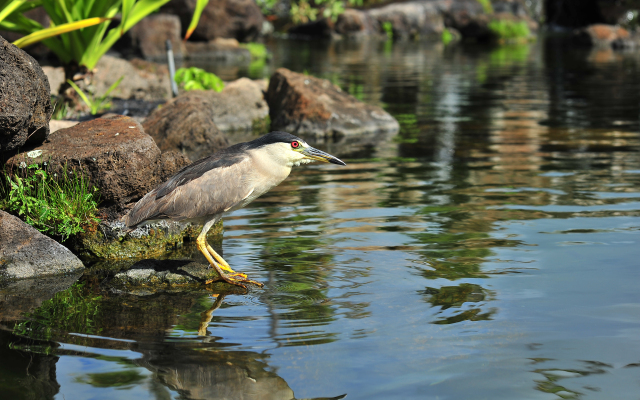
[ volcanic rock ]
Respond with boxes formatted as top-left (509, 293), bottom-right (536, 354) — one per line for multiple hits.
top-left (0, 211), bottom-right (84, 281)
top-left (6, 114), bottom-right (190, 208)
top-left (0, 35), bottom-right (52, 156)
top-left (266, 68), bottom-right (399, 140)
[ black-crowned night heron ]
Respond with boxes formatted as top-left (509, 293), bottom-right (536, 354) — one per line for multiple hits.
top-left (122, 131), bottom-right (346, 288)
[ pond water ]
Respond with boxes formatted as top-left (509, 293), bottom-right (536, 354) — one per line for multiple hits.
top-left (2, 36), bottom-right (640, 399)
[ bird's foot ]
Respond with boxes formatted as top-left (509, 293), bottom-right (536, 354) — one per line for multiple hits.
top-left (205, 272), bottom-right (263, 289)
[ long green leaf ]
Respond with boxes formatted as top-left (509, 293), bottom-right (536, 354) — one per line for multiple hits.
top-left (0, 0), bottom-right (27, 24)
top-left (121, 0), bottom-right (134, 35)
top-left (185, 0), bottom-right (209, 40)
top-left (66, 79), bottom-right (93, 109)
top-left (12, 17), bottom-right (110, 48)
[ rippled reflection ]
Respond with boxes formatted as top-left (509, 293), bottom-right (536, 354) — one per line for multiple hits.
top-left (3, 36), bottom-right (640, 399)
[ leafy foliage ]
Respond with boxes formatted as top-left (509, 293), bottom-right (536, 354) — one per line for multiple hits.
top-left (174, 67), bottom-right (224, 92)
top-left (67, 76), bottom-right (124, 115)
top-left (2, 164), bottom-right (100, 241)
top-left (488, 19), bottom-right (531, 40)
top-left (0, 0), bottom-right (209, 70)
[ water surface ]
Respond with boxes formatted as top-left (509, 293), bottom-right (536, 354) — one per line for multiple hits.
top-left (2, 37), bottom-right (640, 399)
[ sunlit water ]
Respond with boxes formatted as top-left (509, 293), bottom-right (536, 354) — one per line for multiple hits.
top-left (2, 37), bottom-right (640, 399)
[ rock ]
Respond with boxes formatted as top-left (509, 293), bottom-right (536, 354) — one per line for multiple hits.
top-left (0, 210), bottom-right (84, 281)
top-left (183, 37), bottom-right (252, 62)
top-left (209, 78), bottom-right (270, 132)
top-left (110, 259), bottom-right (223, 288)
top-left (92, 55), bottom-right (172, 101)
top-left (0, 271), bottom-right (81, 321)
top-left (0, 35), bottom-right (52, 156)
top-left (441, 0), bottom-right (492, 40)
top-left (130, 14), bottom-right (186, 60)
top-left (545, 0), bottom-right (606, 28)
top-left (49, 119), bottom-right (78, 133)
top-left (162, 0), bottom-right (264, 42)
top-left (143, 91), bottom-right (229, 161)
top-left (69, 218), bottom-right (222, 262)
top-left (368, 1), bottom-right (445, 39)
top-left (42, 66), bottom-right (65, 96)
top-left (266, 68), bottom-right (399, 140)
top-left (334, 9), bottom-right (376, 38)
top-left (6, 114), bottom-right (190, 209)
top-left (573, 24), bottom-right (637, 48)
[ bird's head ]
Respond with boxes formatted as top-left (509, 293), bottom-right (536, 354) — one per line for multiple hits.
top-left (250, 131), bottom-right (346, 168)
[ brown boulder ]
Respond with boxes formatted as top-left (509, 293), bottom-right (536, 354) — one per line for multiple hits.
top-left (334, 9), bottom-right (376, 37)
top-left (162, 0), bottom-right (264, 42)
top-left (266, 68), bottom-right (399, 140)
top-left (368, 1), bottom-right (445, 39)
top-left (93, 55), bottom-right (172, 101)
top-left (143, 91), bottom-right (229, 161)
top-left (6, 115), bottom-right (190, 208)
top-left (573, 24), bottom-right (638, 48)
top-left (130, 14), bottom-right (186, 59)
top-left (0, 35), bottom-right (52, 156)
top-left (0, 210), bottom-right (84, 280)
top-left (144, 79), bottom-right (269, 159)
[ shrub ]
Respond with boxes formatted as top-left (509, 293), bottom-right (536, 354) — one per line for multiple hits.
top-left (174, 67), bottom-right (224, 92)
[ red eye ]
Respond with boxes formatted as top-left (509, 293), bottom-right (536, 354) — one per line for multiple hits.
top-left (291, 141), bottom-right (300, 148)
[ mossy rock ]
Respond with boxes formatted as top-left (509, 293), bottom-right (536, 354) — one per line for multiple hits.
top-left (69, 219), bottom-right (223, 261)
top-left (107, 259), bottom-right (250, 296)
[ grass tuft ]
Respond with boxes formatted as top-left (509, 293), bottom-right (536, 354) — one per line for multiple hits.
top-left (1, 163), bottom-right (100, 241)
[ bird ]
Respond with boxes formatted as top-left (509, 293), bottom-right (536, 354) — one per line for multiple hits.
top-left (122, 131), bottom-right (346, 289)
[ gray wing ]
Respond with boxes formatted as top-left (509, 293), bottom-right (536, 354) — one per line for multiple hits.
top-left (123, 156), bottom-right (255, 227)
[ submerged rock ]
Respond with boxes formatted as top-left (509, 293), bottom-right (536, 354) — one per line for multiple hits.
top-left (266, 68), bottom-right (399, 140)
top-left (0, 211), bottom-right (84, 281)
top-left (0, 35), bottom-right (52, 156)
top-left (110, 259), bottom-right (222, 289)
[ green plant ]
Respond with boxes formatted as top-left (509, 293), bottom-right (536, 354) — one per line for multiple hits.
top-left (67, 76), bottom-right (123, 115)
top-left (477, 0), bottom-right (494, 14)
top-left (2, 163), bottom-right (100, 240)
top-left (51, 96), bottom-right (69, 120)
top-left (442, 28), bottom-right (453, 45)
top-left (175, 67), bottom-right (224, 92)
top-left (382, 21), bottom-right (393, 40)
top-left (488, 19), bottom-right (531, 40)
top-left (0, 0), bottom-right (209, 74)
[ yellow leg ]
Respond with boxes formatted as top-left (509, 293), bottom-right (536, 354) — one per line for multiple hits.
top-left (206, 244), bottom-right (234, 273)
top-left (196, 235), bottom-right (263, 288)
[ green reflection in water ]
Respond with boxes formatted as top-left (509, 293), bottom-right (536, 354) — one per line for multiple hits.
top-left (422, 283), bottom-right (496, 324)
top-left (12, 282), bottom-right (102, 342)
top-left (76, 370), bottom-right (145, 389)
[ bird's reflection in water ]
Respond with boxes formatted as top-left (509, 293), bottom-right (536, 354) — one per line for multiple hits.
top-left (135, 293), bottom-right (346, 400)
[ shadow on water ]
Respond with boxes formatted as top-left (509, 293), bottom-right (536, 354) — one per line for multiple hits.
top-left (3, 35), bottom-right (640, 399)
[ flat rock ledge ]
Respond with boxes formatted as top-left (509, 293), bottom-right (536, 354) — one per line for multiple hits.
top-left (108, 259), bottom-right (246, 295)
top-left (0, 210), bottom-right (84, 282)
top-left (69, 219), bottom-right (223, 261)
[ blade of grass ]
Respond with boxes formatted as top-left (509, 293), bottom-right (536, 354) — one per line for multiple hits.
top-left (13, 17), bottom-right (110, 48)
top-left (185, 0), bottom-right (209, 40)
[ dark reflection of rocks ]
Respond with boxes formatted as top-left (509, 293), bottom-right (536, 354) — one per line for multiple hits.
top-left (3, 281), bottom-right (343, 400)
top-left (421, 283), bottom-right (496, 324)
top-left (0, 330), bottom-right (60, 400)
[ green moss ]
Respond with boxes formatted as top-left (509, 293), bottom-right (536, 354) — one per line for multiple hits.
top-left (70, 220), bottom-right (223, 261)
top-left (488, 19), bottom-right (531, 41)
